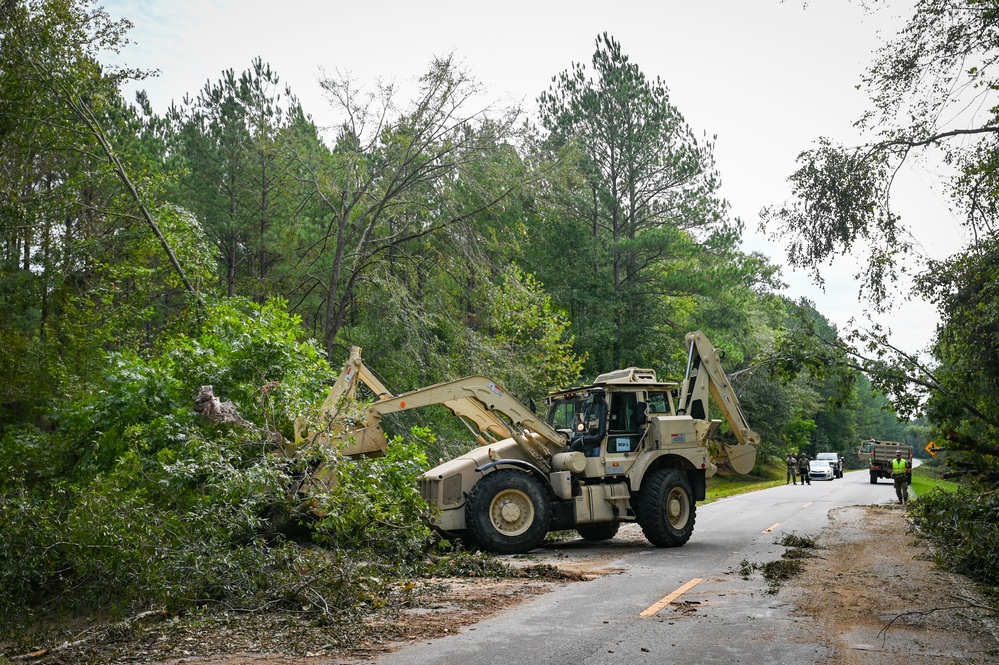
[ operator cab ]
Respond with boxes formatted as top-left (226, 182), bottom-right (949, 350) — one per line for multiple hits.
top-left (545, 389), bottom-right (608, 455)
top-left (543, 368), bottom-right (680, 465)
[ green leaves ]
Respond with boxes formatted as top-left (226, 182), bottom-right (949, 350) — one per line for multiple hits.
top-left (534, 33), bottom-right (766, 373)
top-left (313, 432), bottom-right (432, 561)
top-left (0, 297), bottom-right (448, 626)
top-left (916, 233), bottom-right (999, 459)
top-left (910, 486), bottom-right (999, 591)
top-left (164, 57), bottom-right (304, 301)
top-left (760, 138), bottom-right (906, 308)
top-left (484, 266), bottom-right (585, 396)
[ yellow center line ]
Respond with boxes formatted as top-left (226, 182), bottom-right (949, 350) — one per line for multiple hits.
top-left (640, 578), bottom-right (703, 617)
top-left (763, 522), bottom-right (780, 533)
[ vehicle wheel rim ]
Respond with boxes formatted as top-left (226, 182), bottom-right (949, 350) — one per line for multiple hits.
top-left (666, 487), bottom-right (690, 529)
top-left (489, 488), bottom-right (534, 536)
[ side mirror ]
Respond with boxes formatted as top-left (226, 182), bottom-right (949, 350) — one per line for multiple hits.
top-left (529, 398), bottom-right (537, 414)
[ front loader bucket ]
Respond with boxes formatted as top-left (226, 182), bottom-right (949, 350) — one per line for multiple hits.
top-left (338, 425), bottom-right (388, 458)
top-left (287, 422), bottom-right (387, 517)
top-left (712, 442), bottom-right (757, 475)
top-left (301, 424), bottom-right (388, 459)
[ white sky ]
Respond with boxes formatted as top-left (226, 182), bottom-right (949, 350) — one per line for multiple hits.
top-left (102, 0), bottom-right (969, 353)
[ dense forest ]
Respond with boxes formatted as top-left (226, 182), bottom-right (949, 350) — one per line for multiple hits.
top-left (2, 0), bottom-right (997, 637)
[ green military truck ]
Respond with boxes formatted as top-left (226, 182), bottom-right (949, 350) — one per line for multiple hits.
top-left (858, 438), bottom-right (913, 484)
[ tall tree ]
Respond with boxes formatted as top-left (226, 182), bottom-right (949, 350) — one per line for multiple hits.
top-left (327, 125), bottom-right (586, 395)
top-left (291, 55), bottom-right (523, 359)
top-left (918, 234), bottom-right (999, 458)
top-left (535, 33), bottom-right (768, 373)
top-left (0, 0), bottom-right (214, 428)
top-left (166, 58), bottom-right (301, 299)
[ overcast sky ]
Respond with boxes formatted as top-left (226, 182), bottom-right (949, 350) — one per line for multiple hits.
top-left (102, 0), bottom-right (966, 353)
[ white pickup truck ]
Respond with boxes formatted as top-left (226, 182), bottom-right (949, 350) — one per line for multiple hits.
top-left (815, 452), bottom-right (844, 479)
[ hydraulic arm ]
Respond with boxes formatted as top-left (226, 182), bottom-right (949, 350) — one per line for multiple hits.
top-left (677, 331), bottom-right (760, 474)
top-left (296, 347), bottom-right (566, 466)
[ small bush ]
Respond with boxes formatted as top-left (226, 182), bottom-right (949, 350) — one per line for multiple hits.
top-left (910, 486), bottom-right (999, 594)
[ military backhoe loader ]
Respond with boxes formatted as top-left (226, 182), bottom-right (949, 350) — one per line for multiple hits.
top-left (299, 331), bottom-right (760, 554)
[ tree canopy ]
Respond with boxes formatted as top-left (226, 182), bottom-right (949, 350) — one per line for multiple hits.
top-left (532, 33), bottom-right (778, 374)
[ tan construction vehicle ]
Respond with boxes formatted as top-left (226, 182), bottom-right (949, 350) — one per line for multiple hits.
top-left (303, 331), bottom-right (760, 554)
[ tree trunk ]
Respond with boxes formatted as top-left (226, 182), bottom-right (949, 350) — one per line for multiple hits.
top-left (227, 235), bottom-right (236, 298)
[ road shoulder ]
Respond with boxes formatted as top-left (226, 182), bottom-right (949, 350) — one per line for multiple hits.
top-left (785, 504), bottom-right (998, 664)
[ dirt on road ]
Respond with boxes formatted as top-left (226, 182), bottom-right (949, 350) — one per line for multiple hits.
top-left (8, 503), bottom-right (998, 664)
top-left (787, 503), bottom-right (998, 663)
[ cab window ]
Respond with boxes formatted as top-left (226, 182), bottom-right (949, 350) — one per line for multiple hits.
top-left (547, 400), bottom-right (577, 430)
top-left (646, 391), bottom-right (671, 414)
top-left (608, 392), bottom-right (638, 433)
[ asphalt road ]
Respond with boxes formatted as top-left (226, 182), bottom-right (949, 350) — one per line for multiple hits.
top-left (376, 470), bottom-right (903, 665)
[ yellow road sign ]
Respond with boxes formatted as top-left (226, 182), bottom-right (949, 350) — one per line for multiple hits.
top-left (925, 440), bottom-right (939, 457)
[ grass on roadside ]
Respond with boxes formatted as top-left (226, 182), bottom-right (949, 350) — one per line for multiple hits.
top-left (703, 457), bottom-right (961, 505)
top-left (705, 461), bottom-right (785, 503)
top-left (910, 458), bottom-right (961, 497)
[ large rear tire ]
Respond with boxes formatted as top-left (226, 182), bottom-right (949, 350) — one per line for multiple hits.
top-left (870, 471), bottom-right (878, 484)
top-left (465, 469), bottom-right (551, 554)
top-left (576, 522), bottom-right (620, 542)
top-left (635, 468), bottom-right (695, 548)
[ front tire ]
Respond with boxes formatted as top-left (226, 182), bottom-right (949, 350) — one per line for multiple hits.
top-left (465, 469), bottom-right (551, 554)
top-left (635, 468), bottom-right (695, 547)
top-left (576, 522), bottom-right (620, 542)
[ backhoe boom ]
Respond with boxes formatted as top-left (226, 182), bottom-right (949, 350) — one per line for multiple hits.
top-left (677, 331), bottom-right (760, 474)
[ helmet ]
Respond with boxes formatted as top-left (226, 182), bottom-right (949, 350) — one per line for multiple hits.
top-left (895, 450), bottom-right (903, 455)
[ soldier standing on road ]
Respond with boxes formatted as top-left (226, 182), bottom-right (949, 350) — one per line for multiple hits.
top-left (892, 450), bottom-right (912, 504)
top-left (786, 454), bottom-right (798, 485)
top-left (797, 452), bottom-right (811, 485)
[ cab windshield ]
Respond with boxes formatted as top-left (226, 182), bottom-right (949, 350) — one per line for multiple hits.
top-left (546, 393), bottom-right (603, 433)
